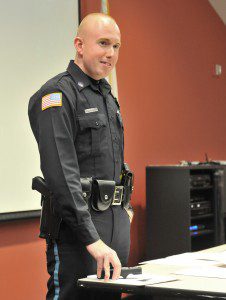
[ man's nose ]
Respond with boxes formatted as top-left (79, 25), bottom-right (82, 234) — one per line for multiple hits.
top-left (106, 46), bottom-right (114, 58)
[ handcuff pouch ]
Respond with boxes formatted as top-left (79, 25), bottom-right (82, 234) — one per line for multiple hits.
top-left (91, 179), bottom-right (116, 211)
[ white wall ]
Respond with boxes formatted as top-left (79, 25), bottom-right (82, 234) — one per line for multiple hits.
top-left (0, 0), bottom-right (78, 214)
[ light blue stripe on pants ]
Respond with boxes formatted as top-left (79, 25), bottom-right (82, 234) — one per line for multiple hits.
top-left (53, 242), bottom-right (60, 300)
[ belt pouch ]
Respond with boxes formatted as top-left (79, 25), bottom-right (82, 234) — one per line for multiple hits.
top-left (80, 177), bottom-right (92, 202)
top-left (122, 171), bottom-right (134, 208)
top-left (92, 179), bottom-right (116, 211)
top-left (123, 186), bottom-right (131, 208)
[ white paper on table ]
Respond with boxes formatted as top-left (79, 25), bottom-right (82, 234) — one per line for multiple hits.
top-left (139, 252), bottom-right (220, 266)
top-left (86, 274), bottom-right (178, 286)
top-left (126, 274), bottom-right (178, 285)
top-left (173, 265), bottom-right (226, 279)
top-left (193, 251), bottom-right (226, 264)
top-left (140, 252), bottom-right (203, 265)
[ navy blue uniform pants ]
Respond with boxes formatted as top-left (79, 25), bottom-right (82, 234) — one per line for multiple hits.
top-left (46, 206), bottom-right (131, 299)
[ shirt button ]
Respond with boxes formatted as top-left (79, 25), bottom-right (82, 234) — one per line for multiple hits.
top-left (95, 121), bottom-right (99, 126)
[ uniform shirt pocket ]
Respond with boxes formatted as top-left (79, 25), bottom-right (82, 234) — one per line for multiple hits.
top-left (78, 113), bottom-right (106, 130)
top-left (76, 113), bottom-right (107, 157)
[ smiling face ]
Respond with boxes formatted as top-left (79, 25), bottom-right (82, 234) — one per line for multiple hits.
top-left (74, 14), bottom-right (121, 80)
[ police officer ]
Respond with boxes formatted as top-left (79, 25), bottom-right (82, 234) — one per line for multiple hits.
top-left (28, 13), bottom-right (133, 299)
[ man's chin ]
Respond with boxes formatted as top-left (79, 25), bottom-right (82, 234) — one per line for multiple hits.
top-left (94, 73), bottom-right (111, 80)
top-left (102, 70), bottom-right (113, 79)
top-left (90, 68), bottom-right (113, 80)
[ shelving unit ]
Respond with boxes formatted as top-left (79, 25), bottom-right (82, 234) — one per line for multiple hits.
top-left (146, 165), bottom-right (225, 260)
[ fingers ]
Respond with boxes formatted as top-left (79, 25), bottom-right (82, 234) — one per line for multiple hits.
top-left (103, 255), bottom-right (110, 281)
top-left (98, 250), bottom-right (121, 281)
top-left (86, 239), bottom-right (121, 281)
top-left (97, 258), bottom-right (103, 279)
top-left (110, 253), bottom-right (121, 280)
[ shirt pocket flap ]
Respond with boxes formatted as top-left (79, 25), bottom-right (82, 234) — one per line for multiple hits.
top-left (78, 113), bottom-right (107, 130)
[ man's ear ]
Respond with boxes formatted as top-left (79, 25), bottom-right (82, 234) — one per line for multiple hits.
top-left (74, 37), bottom-right (83, 55)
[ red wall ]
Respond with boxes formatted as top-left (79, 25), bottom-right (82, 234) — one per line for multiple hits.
top-left (1, 1), bottom-right (226, 298)
top-left (0, 219), bottom-right (47, 300)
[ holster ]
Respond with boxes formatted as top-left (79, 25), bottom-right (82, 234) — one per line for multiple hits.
top-left (32, 176), bottom-right (93, 240)
top-left (91, 179), bottom-right (116, 211)
top-left (32, 177), bottom-right (61, 240)
top-left (39, 194), bottom-right (62, 240)
top-left (121, 163), bottom-right (134, 208)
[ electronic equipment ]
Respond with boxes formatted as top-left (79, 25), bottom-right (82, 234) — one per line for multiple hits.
top-left (190, 196), bottom-right (205, 203)
top-left (189, 224), bottom-right (206, 231)
top-left (190, 200), bottom-right (212, 216)
top-left (190, 174), bottom-right (211, 188)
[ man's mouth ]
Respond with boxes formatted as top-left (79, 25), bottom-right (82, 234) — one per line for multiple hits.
top-left (100, 61), bottom-right (111, 67)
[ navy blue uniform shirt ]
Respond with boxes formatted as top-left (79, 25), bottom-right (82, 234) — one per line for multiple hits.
top-left (28, 61), bottom-right (124, 245)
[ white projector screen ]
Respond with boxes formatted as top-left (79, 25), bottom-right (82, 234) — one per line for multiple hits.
top-left (0, 0), bottom-right (79, 219)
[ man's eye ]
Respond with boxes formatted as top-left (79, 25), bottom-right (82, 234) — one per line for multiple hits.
top-left (113, 44), bottom-right (120, 49)
top-left (99, 41), bottom-right (107, 46)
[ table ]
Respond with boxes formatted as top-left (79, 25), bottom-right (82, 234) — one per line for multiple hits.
top-left (78, 245), bottom-right (226, 299)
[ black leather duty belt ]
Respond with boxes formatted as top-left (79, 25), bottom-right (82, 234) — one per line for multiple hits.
top-left (83, 186), bottom-right (124, 205)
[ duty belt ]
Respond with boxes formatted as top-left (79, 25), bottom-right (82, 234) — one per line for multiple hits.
top-left (83, 184), bottom-right (124, 206)
top-left (83, 179), bottom-right (125, 212)
top-left (31, 163), bottom-right (134, 238)
top-left (81, 168), bottom-right (134, 212)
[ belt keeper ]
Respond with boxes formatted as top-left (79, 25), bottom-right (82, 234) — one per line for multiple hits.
top-left (80, 177), bottom-right (92, 202)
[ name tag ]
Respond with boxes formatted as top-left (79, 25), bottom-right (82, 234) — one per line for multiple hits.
top-left (85, 108), bottom-right (98, 114)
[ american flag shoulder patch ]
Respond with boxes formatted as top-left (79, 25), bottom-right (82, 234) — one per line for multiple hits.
top-left (41, 92), bottom-right (62, 111)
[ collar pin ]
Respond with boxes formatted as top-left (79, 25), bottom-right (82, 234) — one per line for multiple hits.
top-left (78, 81), bottom-right (84, 88)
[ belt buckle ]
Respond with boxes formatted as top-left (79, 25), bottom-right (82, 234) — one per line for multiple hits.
top-left (112, 186), bottom-right (123, 205)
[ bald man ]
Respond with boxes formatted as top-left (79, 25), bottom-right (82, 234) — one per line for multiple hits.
top-left (28, 13), bottom-right (133, 299)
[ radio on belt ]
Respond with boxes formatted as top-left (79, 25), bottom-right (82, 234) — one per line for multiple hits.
top-left (100, 266), bottom-right (142, 279)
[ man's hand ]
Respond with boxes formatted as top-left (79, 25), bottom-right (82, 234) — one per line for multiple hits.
top-left (86, 239), bottom-right (121, 281)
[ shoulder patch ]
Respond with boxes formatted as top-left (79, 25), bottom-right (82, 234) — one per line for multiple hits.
top-left (42, 93), bottom-right (62, 111)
